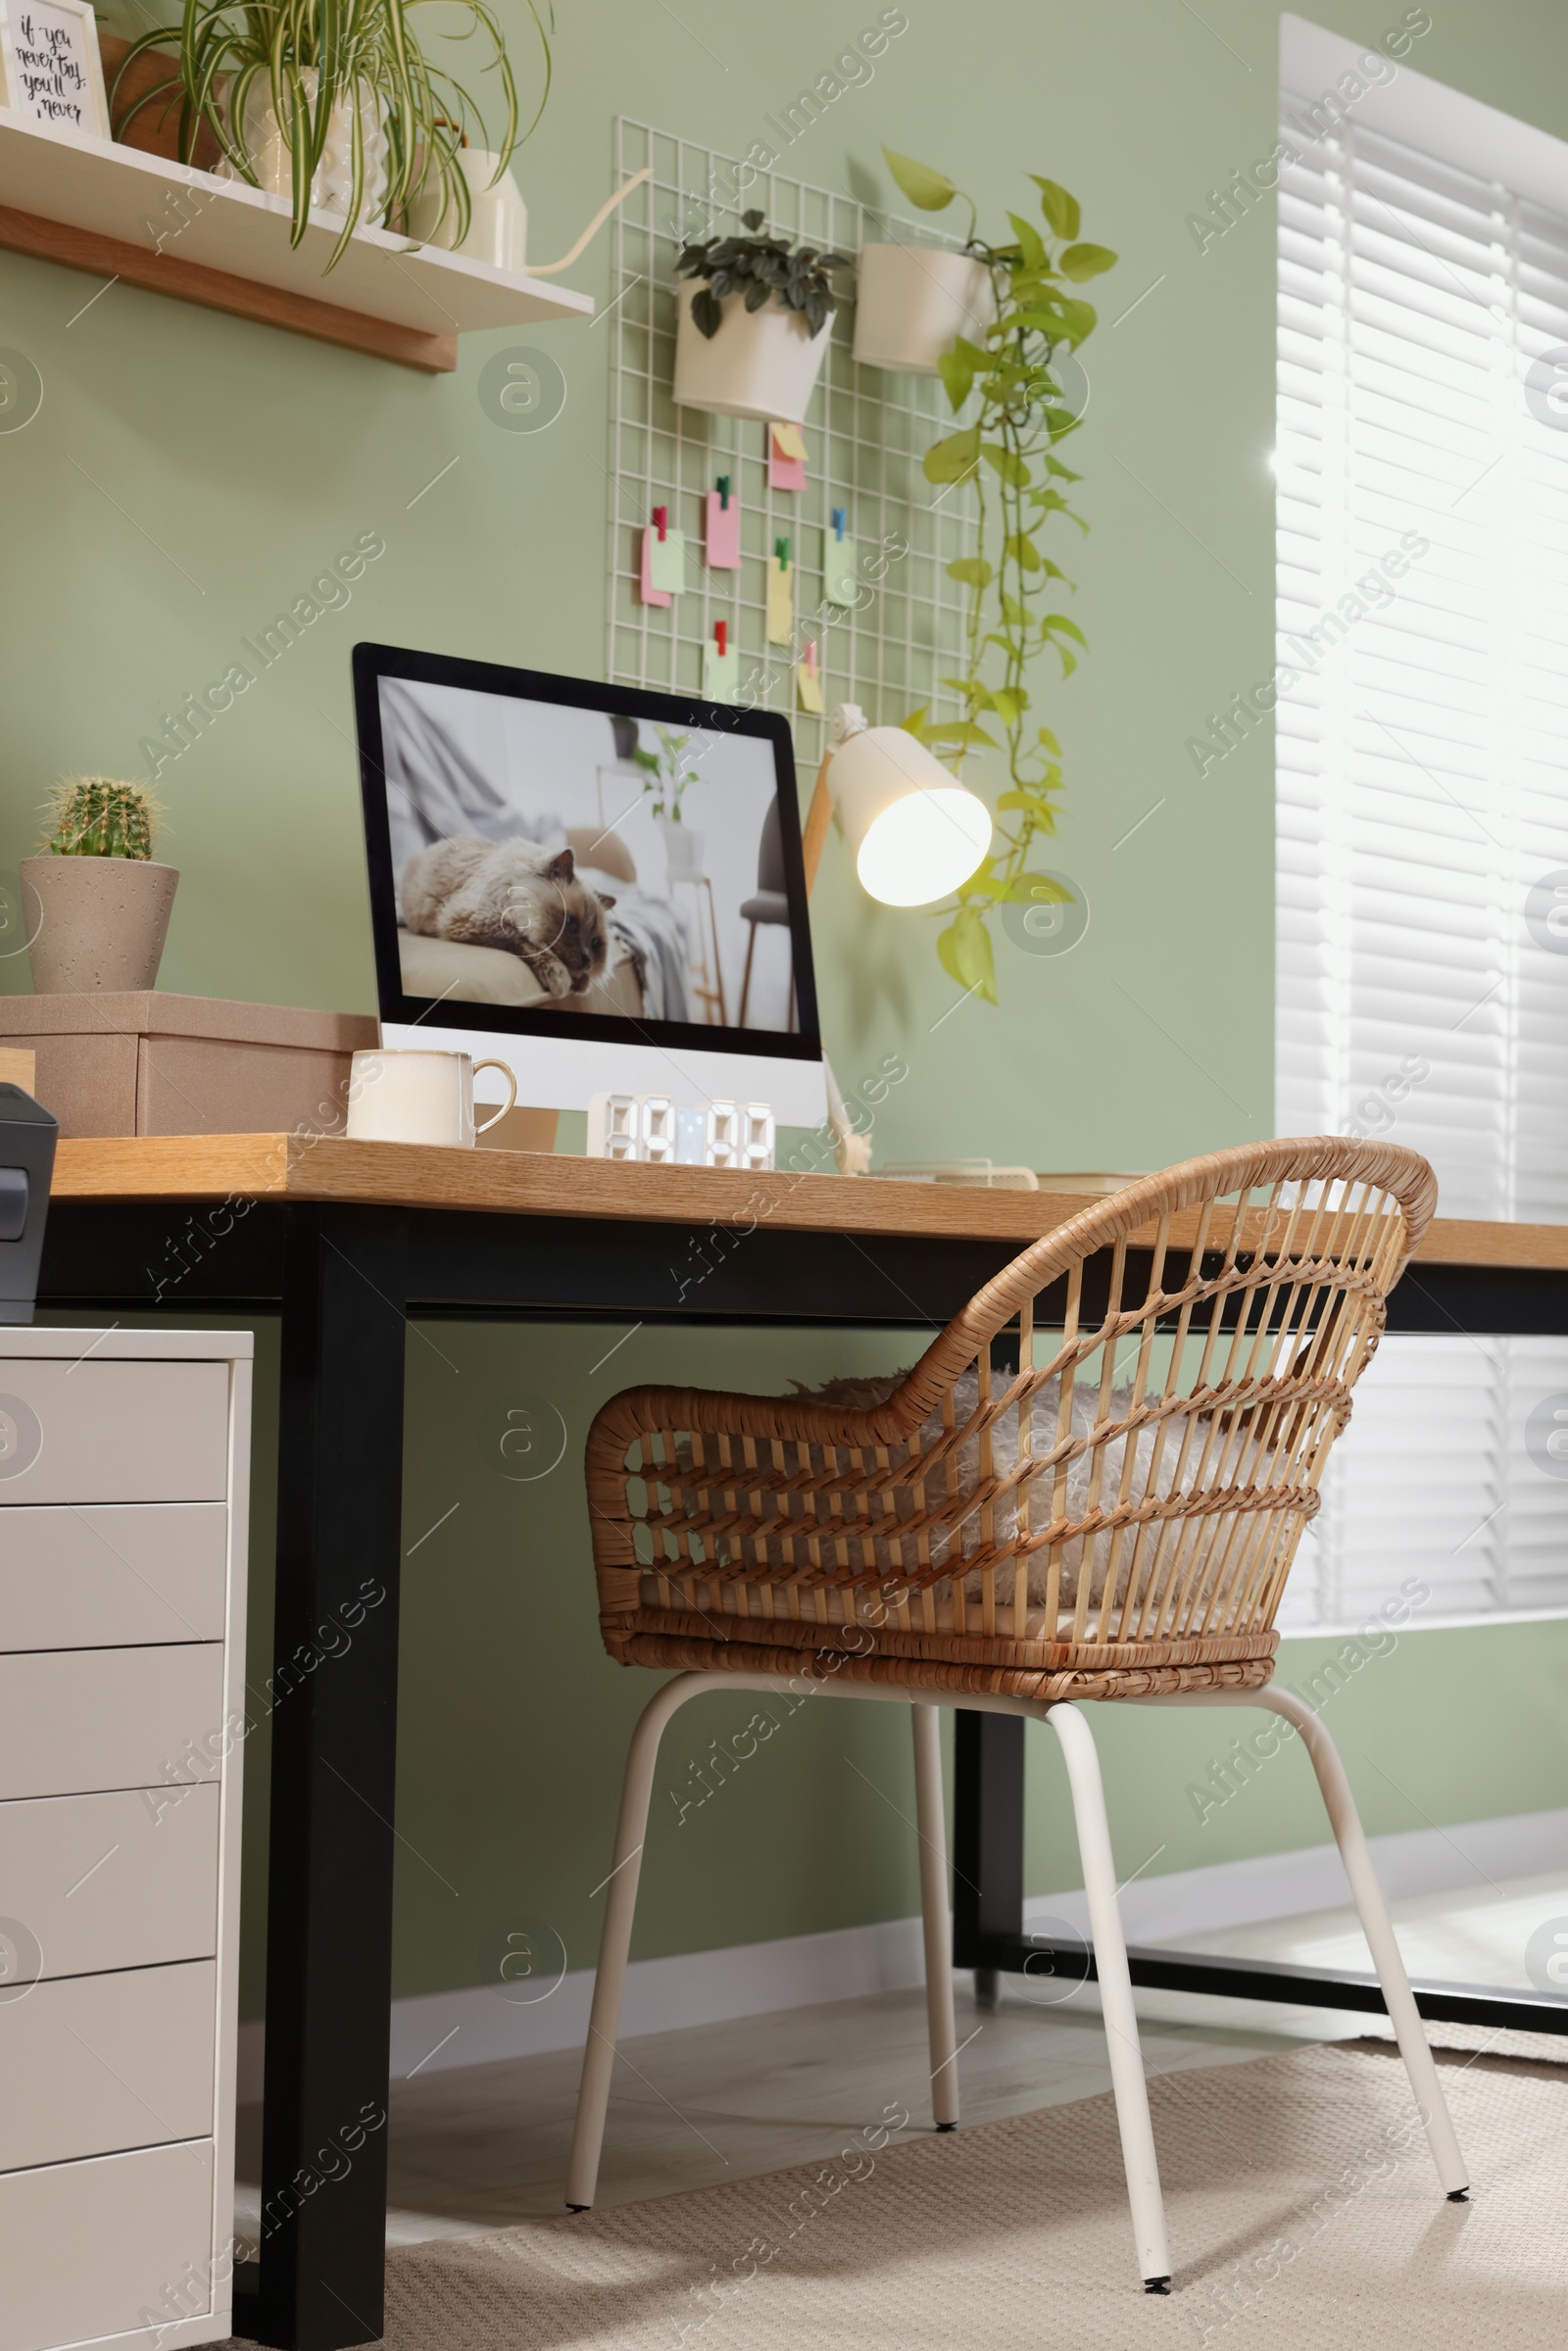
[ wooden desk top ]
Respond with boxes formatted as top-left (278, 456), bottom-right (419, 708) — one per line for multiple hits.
top-left (47, 1133), bottom-right (1568, 1274)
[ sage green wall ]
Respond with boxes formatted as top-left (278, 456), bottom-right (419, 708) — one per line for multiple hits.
top-left (14, 0), bottom-right (1568, 2016)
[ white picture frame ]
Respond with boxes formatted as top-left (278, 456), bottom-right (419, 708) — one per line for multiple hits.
top-left (0, 0), bottom-right (110, 139)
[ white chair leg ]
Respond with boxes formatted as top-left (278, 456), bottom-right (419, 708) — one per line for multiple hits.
top-left (911, 1702), bottom-right (959, 2129)
top-left (565, 1671), bottom-right (715, 2210)
top-left (1254, 1686), bottom-right (1469, 2199)
top-left (1048, 1702), bottom-right (1172, 2291)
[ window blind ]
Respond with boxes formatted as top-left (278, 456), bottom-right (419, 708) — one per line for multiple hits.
top-left (1275, 79), bottom-right (1568, 1629)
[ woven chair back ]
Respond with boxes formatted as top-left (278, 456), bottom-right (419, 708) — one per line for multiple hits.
top-left (587, 1139), bottom-right (1437, 1698)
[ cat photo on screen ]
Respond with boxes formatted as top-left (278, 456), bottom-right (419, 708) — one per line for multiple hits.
top-left (375, 676), bottom-right (798, 1035)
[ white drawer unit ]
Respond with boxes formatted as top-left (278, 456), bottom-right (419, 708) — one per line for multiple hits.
top-left (0, 1359), bottom-right (229, 1504)
top-left (0, 1330), bottom-right (250, 2351)
top-left (0, 1643), bottom-right (226, 1800)
top-left (0, 2143), bottom-right (219, 2351)
top-left (0, 1785), bottom-right (219, 1979)
top-left (0, 1502), bottom-right (228, 1650)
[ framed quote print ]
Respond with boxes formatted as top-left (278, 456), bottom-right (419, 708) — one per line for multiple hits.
top-left (0, 0), bottom-right (110, 138)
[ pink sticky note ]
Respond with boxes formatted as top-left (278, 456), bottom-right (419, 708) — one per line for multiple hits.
top-left (639, 527), bottom-right (671, 607)
top-left (768, 419), bottom-right (807, 493)
top-left (706, 490), bottom-right (741, 568)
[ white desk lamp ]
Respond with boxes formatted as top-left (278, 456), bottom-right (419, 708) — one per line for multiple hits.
top-left (801, 704), bottom-right (993, 905)
top-left (802, 705), bottom-right (993, 1172)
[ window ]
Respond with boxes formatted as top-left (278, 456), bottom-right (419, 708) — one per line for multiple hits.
top-left (1274, 18), bottom-right (1568, 1629)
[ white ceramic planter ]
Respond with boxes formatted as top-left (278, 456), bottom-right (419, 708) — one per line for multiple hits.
top-left (659, 815), bottom-right (706, 882)
top-left (408, 150), bottom-right (528, 272)
top-left (672, 282), bottom-right (831, 424)
top-left (853, 244), bottom-right (996, 376)
top-left (239, 70), bottom-right (390, 220)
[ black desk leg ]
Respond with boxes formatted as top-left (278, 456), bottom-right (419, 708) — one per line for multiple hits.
top-left (248, 1207), bottom-right (410, 2350)
top-left (952, 1710), bottom-right (1026, 2003)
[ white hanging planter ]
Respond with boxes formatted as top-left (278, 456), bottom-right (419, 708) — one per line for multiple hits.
top-left (672, 281), bottom-right (831, 424)
top-left (407, 149), bottom-right (528, 272)
top-left (853, 243), bottom-right (996, 376)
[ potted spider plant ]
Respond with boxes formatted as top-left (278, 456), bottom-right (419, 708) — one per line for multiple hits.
top-left (673, 210), bottom-right (853, 424)
top-left (22, 779), bottom-right (177, 994)
top-left (112, 0), bottom-right (546, 272)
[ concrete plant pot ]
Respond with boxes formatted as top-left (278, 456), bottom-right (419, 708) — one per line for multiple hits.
top-left (673, 282), bottom-right (831, 424)
top-left (853, 244), bottom-right (996, 375)
top-left (21, 857), bottom-right (178, 993)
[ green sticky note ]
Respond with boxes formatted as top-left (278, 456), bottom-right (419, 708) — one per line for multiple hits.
top-left (824, 531), bottom-right (858, 607)
top-left (704, 643), bottom-right (739, 703)
top-left (650, 528), bottom-right (687, 594)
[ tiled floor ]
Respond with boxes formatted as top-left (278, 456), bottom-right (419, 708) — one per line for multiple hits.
top-left (234, 1868), bottom-right (1568, 2251)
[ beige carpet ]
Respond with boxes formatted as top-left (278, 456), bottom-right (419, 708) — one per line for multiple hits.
top-left (233, 2041), bottom-right (1568, 2348)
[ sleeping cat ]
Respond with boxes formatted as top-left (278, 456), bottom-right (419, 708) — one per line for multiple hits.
top-left (402, 836), bottom-right (616, 1000)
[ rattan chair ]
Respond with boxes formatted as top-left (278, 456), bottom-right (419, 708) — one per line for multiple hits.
top-left (566, 1138), bottom-right (1468, 2288)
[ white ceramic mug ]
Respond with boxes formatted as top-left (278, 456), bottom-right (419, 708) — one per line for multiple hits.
top-left (346, 1049), bottom-right (516, 1147)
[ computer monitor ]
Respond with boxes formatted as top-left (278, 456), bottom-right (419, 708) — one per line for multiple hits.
top-left (352, 645), bottom-right (826, 1124)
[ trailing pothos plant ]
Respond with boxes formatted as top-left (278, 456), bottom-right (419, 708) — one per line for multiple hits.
top-left (885, 148), bottom-right (1116, 1004)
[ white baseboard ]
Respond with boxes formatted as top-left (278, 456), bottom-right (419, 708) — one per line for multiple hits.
top-left (1024, 1804), bottom-right (1568, 1944)
top-left (234, 1802), bottom-right (1568, 2103)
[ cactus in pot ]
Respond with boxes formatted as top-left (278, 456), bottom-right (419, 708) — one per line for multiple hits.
top-left (22, 778), bottom-right (179, 994)
top-left (42, 777), bottom-right (159, 861)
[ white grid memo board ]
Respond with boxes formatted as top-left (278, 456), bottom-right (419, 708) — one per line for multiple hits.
top-left (607, 119), bottom-right (978, 795)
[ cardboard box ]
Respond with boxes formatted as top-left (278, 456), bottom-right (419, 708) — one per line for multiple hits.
top-left (0, 995), bottom-right (380, 1140)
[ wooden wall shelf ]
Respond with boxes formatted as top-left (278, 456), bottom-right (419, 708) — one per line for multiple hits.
top-left (0, 105), bottom-right (593, 370)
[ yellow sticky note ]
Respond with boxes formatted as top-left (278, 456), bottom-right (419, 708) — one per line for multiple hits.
top-left (796, 657), bottom-right (824, 714)
top-left (767, 553), bottom-right (793, 645)
top-left (769, 420), bottom-right (808, 463)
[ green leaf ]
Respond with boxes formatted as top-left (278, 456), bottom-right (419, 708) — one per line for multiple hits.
top-left (1006, 211), bottom-right (1049, 272)
top-left (938, 343), bottom-right (975, 412)
top-left (938, 906), bottom-right (997, 1003)
top-left (1044, 457), bottom-right (1083, 480)
top-left (923, 423), bottom-right (981, 484)
top-left (882, 146), bottom-right (957, 212)
top-left (990, 688), bottom-right (1023, 727)
top-left (1030, 176), bottom-right (1081, 241)
top-left (1000, 591), bottom-right (1028, 626)
top-left (946, 555), bottom-right (993, 587)
top-left (981, 441), bottom-right (1030, 488)
top-left (921, 720), bottom-right (1001, 751)
top-left (939, 334), bottom-right (988, 413)
top-left (1054, 297), bottom-right (1099, 345)
top-left (997, 790), bottom-right (1059, 825)
top-left (1002, 870), bottom-right (1072, 907)
top-left (1031, 488), bottom-right (1091, 534)
top-left (1038, 727), bottom-right (1062, 755)
top-left (899, 705), bottom-right (930, 739)
top-left (1059, 241), bottom-right (1118, 282)
top-left (1042, 613), bottom-right (1089, 648)
top-left (1004, 532), bottom-right (1043, 572)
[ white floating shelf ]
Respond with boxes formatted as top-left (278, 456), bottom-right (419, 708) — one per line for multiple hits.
top-left (0, 107), bottom-right (593, 369)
